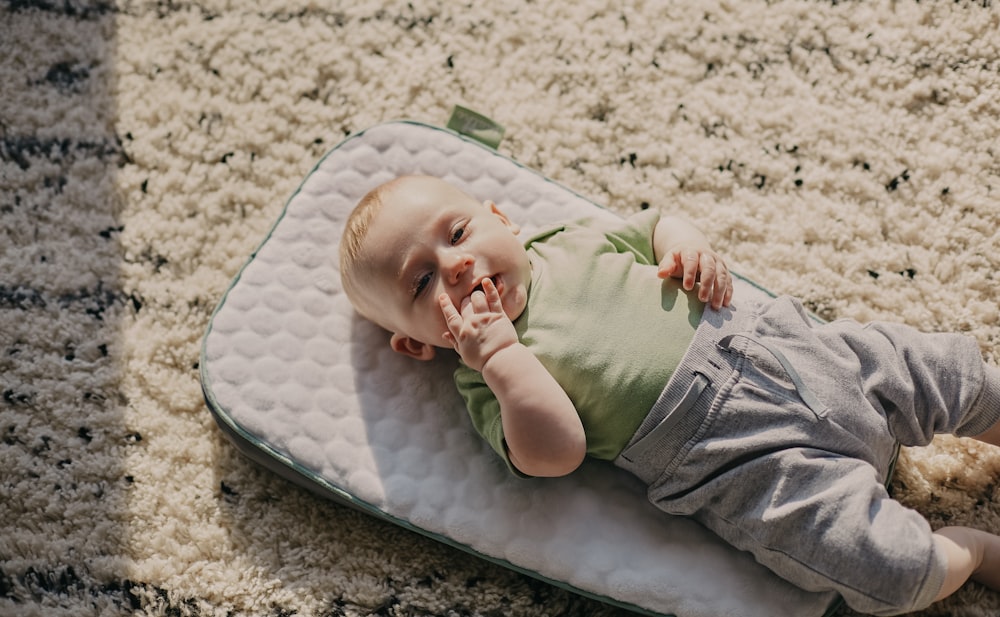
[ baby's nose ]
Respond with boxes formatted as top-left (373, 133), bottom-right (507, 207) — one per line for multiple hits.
top-left (445, 252), bottom-right (474, 283)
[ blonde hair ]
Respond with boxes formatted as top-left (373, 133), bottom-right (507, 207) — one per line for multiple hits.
top-left (339, 179), bottom-right (404, 326)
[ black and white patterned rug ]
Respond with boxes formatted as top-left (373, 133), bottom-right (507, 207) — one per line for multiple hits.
top-left (3, 1), bottom-right (999, 616)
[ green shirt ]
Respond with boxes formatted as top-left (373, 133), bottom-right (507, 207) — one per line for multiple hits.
top-left (454, 209), bottom-right (704, 474)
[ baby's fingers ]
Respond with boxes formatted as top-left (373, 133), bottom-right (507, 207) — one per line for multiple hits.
top-left (439, 294), bottom-right (463, 334)
top-left (696, 256), bottom-right (717, 300)
top-left (707, 268), bottom-right (733, 309)
top-left (481, 278), bottom-right (504, 314)
top-left (679, 249), bottom-right (702, 291)
top-left (703, 258), bottom-right (733, 309)
top-left (657, 253), bottom-right (681, 279)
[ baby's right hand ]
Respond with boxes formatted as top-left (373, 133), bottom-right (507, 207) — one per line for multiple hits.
top-left (439, 278), bottom-right (519, 372)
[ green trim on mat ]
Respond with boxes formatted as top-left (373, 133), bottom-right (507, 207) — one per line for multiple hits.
top-left (200, 120), bottom-right (854, 617)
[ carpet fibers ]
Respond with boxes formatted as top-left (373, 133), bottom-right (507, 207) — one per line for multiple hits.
top-left (2, 1), bottom-right (999, 616)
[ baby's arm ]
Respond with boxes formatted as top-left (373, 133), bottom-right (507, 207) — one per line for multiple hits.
top-left (439, 279), bottom-right (586, 477)
top-left (933, 526), bottom-right (1000, 601)
top-left (653, 215), bottom-right (733, 309)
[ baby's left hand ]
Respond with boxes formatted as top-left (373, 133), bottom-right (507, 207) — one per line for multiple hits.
top-left (658, 246), bottom-right (733, 310)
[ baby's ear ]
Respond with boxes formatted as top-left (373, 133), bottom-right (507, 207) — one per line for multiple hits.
top-left (484, 200), bottom-right (520, 235)
top-left (389, 333), bottom-right (436, 361)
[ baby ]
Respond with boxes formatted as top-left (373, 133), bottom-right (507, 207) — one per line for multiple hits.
top-left (339, 174), bottom-right (1000, 616)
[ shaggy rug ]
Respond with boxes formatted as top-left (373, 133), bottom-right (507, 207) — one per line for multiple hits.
top-left (1, 1), bottom-right (998, 616)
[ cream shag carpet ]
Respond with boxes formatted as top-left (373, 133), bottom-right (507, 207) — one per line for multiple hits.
top-left (2, 1), bottom-right (999, 616)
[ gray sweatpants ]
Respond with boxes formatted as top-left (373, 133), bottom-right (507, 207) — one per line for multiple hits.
top-left (615, 296), bottom-right (1000, 616)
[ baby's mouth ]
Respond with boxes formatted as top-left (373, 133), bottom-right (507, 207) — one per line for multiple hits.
top-left (471, 276), bottom-right (499, 296)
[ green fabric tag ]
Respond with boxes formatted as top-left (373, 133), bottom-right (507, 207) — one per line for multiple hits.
top-left (446, 106), bottom-right (505, 149)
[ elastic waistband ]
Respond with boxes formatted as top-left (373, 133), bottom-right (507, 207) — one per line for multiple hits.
top-left (614, 301), bottom-right (761, 484)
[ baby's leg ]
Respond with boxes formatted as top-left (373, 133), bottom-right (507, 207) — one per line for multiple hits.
top-left (934, 527), bottom-right (1000, 600)
top-left (973, 402), bottom-right (1000, 446)
top-left (967, 362), bottom-right (1000, 446)
top-left (933, 363), bottom-right (1000, 600)
top-left (971, 415), bottom-right (1000, 447)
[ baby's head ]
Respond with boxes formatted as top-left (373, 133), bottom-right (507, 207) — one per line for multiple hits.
top-left (339, 175), bottom-right (531, 360)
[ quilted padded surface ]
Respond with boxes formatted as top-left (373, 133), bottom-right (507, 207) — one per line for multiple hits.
top-left (200, 121), bottom-right (839, 617)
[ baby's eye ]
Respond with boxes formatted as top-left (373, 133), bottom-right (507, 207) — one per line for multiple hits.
top-left (413, 272), bottom-right (432, 298)
top-left (450, 225), bottom-right (466, 244)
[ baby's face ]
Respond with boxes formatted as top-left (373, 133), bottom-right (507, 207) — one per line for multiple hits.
top-left (356, 176), bottom-right (531, 355)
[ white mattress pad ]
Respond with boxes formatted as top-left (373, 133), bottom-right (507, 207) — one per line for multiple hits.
top-left (200, 121), bottom-right (840, 617)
